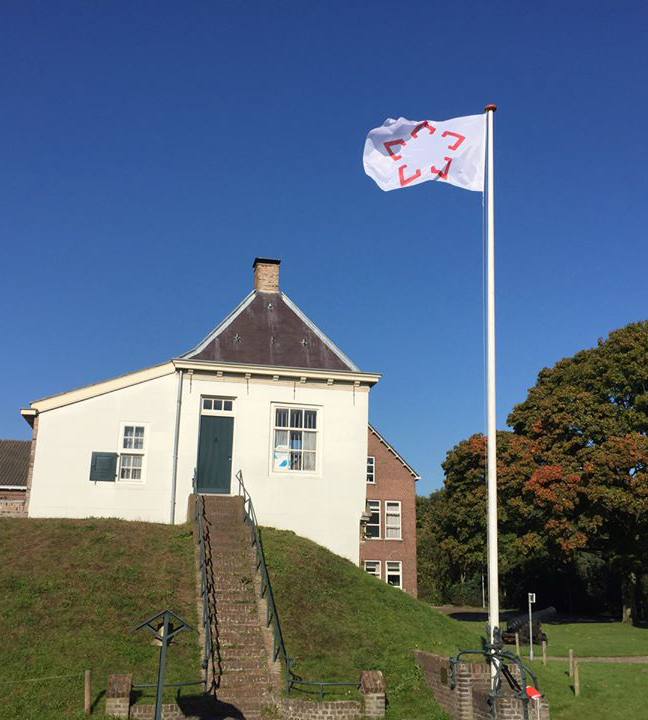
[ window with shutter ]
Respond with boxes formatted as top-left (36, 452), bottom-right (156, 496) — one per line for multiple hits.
top-left (89, 452), bottom-right (118, 482)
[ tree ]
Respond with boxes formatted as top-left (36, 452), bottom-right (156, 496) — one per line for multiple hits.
top-left (435, 431), bottom-right (546, 606)
top-left (419, 321), bottom-right (648, 619)
top-left (509, 321), bottom-right (648, 621)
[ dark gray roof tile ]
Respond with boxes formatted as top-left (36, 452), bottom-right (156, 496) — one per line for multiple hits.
top-left (0, 440), bottom-right (30, 487)
top-left (183, 292), bottom-right (357, 372)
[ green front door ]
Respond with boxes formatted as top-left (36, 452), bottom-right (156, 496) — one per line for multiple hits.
top-left (196, 415), bottom-right (234, 494)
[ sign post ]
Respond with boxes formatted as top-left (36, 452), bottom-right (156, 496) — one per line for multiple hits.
top-left (528, 593), bottom-right (536, 661)
top-left (133, 609), bottom-right (194, 720)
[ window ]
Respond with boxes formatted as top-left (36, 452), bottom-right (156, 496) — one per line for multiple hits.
top-left (386, 561), bottom-right (403, 589)
top-left (119, 423), bottom-right (146, 482)
top-left (273, 406), bottom-right (317, 471)
top-left (202, 397), bottom-right (234, 413)
top-left (122, 425), bottom-right (144, 450)
top-left (385, 501), bottom-right (402, 539)
top-left (366, 456), bottom-right (375, 483)
top-left (366, 500), bottom-right (380, 538)
top-left (120, 454), bottom-right (143, 480)
top-left (363, 561), bottom-right (381, 578)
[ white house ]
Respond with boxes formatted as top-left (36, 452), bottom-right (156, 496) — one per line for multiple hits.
top-left (21, 259), bottom-right (380, 563)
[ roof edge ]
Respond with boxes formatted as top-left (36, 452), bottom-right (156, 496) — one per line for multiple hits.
top-left (369, 423), bottom-right (421, 480)
top-left (173, 358), bottom-right (380, 385)
top-left (280, 293), bottom-right (360, 372)
top-left (180, 291), bottom-right (256, 359)
top-left (29, 361), bottom-right (176, 413)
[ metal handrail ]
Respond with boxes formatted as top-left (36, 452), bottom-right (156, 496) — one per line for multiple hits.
top-left (194, 487), bottom-right (213, 692)
top-left (234, 470), bottom-right (359, 698)
top-left (449, 641), bottom-right (542, 720)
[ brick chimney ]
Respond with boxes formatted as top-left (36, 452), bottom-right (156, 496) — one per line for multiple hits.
top-left (253, 258), bottom-right (281, 293)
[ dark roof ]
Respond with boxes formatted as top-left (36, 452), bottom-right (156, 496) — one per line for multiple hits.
top-left (0, 440), bottom-right (30, 487)
top-left (182, 292), bottom-right (358, 372)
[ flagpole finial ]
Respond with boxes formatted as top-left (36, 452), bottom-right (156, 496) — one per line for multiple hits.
top-left (484, 104), bottom-right (497, 113)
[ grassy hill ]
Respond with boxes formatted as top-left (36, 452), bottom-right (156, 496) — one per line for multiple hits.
top-left (0, 517), bottom-right (199, 720)
top-left (261, 527), bottom-right (480, 719)
top-left (0, 517), bottom-right (482, 720)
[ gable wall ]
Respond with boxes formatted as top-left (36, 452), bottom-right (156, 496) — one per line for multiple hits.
top-left (28, 373), bottom-right (177, 523)
top-left (360, 430), bottom-right (418, 596)
top-left (175, 373), bottom-right (369, 563)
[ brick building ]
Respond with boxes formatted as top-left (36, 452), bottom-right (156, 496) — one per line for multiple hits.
top-left (0, 439), bottom-right (30, 516)
top-left (360, 425), bottom-right (419, 596)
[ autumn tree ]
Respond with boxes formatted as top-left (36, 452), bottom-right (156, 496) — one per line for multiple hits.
top-left (509, 321), bottom-right (648, 621)
top-left (432, 431), bottom-right (544, 605)
top-left (419, 321), bottom-right (648, 620)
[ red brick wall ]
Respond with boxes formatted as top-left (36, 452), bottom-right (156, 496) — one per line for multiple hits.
top-left (0, 488), bottom-right (27, 516)
top-left (413, 651), bottom-right (550, 720)
top-left (360, 428), bottom-right (418, 597)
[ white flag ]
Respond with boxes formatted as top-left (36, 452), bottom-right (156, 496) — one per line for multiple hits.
top-left (363, 114), bottom-right (486, 192)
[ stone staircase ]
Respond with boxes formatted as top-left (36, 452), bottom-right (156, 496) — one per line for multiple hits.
top-left (200, 495), bottom-right (277, 719)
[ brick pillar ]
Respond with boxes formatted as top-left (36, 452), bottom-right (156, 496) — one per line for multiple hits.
top-left (359, 670), bottom-right (386, 718)
top-left (105, 674), bottom-right (132, 718)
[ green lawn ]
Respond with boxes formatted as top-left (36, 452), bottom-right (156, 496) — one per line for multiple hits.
top-left (0, 518), bottom-right (200, 720)
top-left (541, 621), bottom-right (648, 657)
top-left (448, 612), bottom-right (648, 719)
top-left (451, 616), bottom-right (648, 657)
top-left (531, 661), bottom-right (648, 720)
top-left (261, 527), bottom-right (480, 720)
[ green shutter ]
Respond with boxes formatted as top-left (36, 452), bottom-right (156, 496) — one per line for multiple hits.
top-left (89, 452), bottom-right (118, 482)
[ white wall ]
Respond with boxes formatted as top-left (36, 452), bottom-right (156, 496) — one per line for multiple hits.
top-left (175, 373), bottom-right (369, 563)
top-left (28, 369), bottom-right (370, 563)
top-left (29, 373), bottom-right (177, 523)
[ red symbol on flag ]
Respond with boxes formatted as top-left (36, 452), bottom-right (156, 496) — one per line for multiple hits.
top-left (383, 124), bottom-right (466, 187)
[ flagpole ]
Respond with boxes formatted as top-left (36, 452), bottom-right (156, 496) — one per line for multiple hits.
top-left (484, 102), bottom-right (500, 683)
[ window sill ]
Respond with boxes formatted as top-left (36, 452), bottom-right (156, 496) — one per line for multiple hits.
top-left (270, 471), bottom-right (322, 479)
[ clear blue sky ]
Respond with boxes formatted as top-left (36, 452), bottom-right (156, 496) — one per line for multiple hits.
top-left (2, 1), bottom-right (647, 496)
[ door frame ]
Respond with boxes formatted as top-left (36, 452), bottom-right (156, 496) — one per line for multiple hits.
top-left (195, 395), bottom-right (237, 494)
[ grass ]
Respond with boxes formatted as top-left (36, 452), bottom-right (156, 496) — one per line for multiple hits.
top-left (530, 661), bottom-right (648, 720)
top-left (448, 611), bottom-right (648, 719)
top-left (453, 616), bottom-right (648, 657)
top-left (0, 517), bottom-right (200, 720)
top-left (9, 516), bottom-right (641, 720)
top-left (260, 527), bottom-right (480, 720)
top-left (540, 621), bottom-right (648, 657)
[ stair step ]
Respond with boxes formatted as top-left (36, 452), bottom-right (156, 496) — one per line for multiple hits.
top-left (215, 660), bottom-right (270, 673)
top-left (213, 592), bottom-right (257, 602)
top-left (194, 492), bottom-right (279, 715)
top-left (216, 648), bottom-right (266, 660)
top-left (217, 676), bottom-right (271, 689)
top-left (215, 612), bottom-right (260, 621)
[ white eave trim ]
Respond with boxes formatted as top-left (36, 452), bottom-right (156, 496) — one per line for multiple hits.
top-left (28, 362), bottom-right (176, 413)
top-left (0, 485), bottom-right (26, 490)
top-left (180, 291), bottom-right (256, 359)
top-left (369, 423), bottom-right (421, 480)
top-left (173, 358), bottom-right (380, 386)
top-left (281, 293), bottom-right (360, 372)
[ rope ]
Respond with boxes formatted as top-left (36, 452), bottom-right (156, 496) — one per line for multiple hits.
top-left (0, 672), bottom-right (84, 685)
